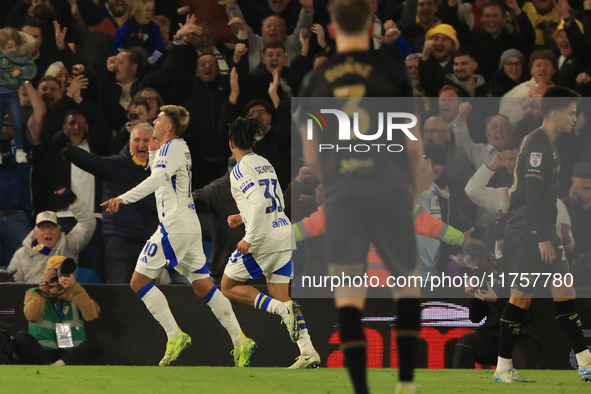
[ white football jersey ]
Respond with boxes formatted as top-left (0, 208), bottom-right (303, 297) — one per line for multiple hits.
top-left (230, 152), bottom-right (293, 254)
top-left (119, 138), bottom-right (201, 234)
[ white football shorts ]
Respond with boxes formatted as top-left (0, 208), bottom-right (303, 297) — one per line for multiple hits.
top-left (224, 249), bottom-right (293, 283)
top-left (135, 227), bottom-right (208, 282)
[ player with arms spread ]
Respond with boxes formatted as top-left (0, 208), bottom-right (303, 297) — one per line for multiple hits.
top-left (298, 0), bottom-right (423, 392)
top-left (102, 106), bottom-right (255, 367)
top-left (495, 88), bottom-right (591, 383)
top-left (221, 118), bottom-right (320, 369)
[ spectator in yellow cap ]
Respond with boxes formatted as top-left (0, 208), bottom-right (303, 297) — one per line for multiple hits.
top-left (551, 4), bottom-right (591, 89)
top-left (419, 24), bottom-right (459, 97)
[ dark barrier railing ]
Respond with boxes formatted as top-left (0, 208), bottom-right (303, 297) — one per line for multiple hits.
top-left (1, 283), bottom-right (587, 369)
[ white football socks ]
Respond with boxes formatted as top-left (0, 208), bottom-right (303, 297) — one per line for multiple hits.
top-left (141, 285), bottom-right (181, 339)
top-left (254, 293), bottom-right (286, 316)
top-left (297, 328), bottom-right (316, 356)
top-left (496, 356), bottom-right (513, 373)
top-left (206, 287), bottom-right (243, 348)
top-left (576, 349), bottom-right (591, 367)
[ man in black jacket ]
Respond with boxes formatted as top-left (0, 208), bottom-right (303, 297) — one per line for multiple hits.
top-left (192, 174), bottom-right (244, 283)
top-left (418, 24), bottom-right (459, 98)
top-left (20, 19), bottom-right (59, 88)
top-left (61, 123), bottom-right (159, 283)
top-left (38, 75), bottom-right (112, 282)
top-left (97, 48), bottom-right (146, 132)
top-left (468, 0), bottom-right (535, 82)
top-left (236, 40), bottom-right (292, 108)
top-left (163, 39), bottom-right (232, 190)
top-left (552, 16), bottom-right (591, 90)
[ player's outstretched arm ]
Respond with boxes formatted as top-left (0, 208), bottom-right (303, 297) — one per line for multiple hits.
top-left (115, 144), bottom-right (180, 206)
top-left (101, 197), bottom-right (123, 214)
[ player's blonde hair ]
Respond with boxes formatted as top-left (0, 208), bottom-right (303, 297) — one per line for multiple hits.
top-left (160, 105), bottom-right (190, 136)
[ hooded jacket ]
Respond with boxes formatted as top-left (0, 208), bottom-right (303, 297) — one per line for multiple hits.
top-left (443, 74), bottom-right (490, 97)
top-left (7, 199), bottom-right (96, 284)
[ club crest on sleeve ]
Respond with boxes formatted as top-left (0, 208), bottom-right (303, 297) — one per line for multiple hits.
top-left (530, 152), bottom-right (542, 168)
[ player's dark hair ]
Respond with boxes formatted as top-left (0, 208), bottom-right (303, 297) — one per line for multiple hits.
top-left (541, 87), bottom-right (581, 118)
top-left (229, 118), bottom-right (261, 150)
top-left (263, 40), bottom-right (286, 54)
top-left (501, 137), bottom-right (521, 151)
top-left (328, 0), bottom-right (372, 35)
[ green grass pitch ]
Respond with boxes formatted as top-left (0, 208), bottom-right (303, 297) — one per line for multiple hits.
top-left (0, 366), bottom-right (589, 394)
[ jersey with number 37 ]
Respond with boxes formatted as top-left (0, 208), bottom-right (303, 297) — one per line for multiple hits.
top-left (230, 152), bottom-right (293, 254)
top-left (119, 138), bottom-right (201, 235)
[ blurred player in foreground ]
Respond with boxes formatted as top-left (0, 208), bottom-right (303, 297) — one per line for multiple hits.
top-left (298, 0), bottom-right (423, 391)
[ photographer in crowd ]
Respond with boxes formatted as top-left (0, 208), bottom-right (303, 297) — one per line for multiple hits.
top-left (13, 255), bottom-right (102, 366)
top-left (453, 276), bottom-right (541, 369)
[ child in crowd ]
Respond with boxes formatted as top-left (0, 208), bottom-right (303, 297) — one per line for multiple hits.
top-left (113, 0), bottom-right (165, 65)
top-left (0, 27), bottom-right (37, 164)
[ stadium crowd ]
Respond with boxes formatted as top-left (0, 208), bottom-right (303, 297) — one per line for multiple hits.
top-left (2, 0), bottom-right (591, 371)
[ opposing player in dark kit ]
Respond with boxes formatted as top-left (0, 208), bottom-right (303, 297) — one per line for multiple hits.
top-left (299, 0), bottom-right (423, 392)
top-left (495, 88), bottom-right (591, 383)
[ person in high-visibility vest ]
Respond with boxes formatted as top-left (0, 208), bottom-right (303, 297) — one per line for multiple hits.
top-left (13, 255), bottom-right (102, 366)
